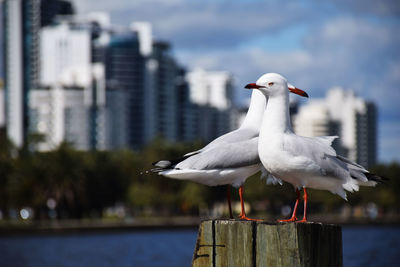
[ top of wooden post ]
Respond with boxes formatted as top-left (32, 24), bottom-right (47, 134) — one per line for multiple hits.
top-left (192, 220), bottom-right (342, 267)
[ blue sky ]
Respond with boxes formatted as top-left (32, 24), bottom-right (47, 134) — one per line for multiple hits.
top-left (73, 0), bottom-right (400, 163)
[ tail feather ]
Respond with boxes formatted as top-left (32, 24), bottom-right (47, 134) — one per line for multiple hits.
top-left (140, 167), bottom-right (165, 175)
top-left (337, 155), bottom-right (387, 186)
top-left (350, 171), bottom-right (387, 187)
top-left (147, 151), bottom-right (200, 174)
top-left (365, 172), bottom-right (388, 183)
top-left (337, 155), bottom-right (365, 170)
top-left (343, 179), bottom-right (359, 192)
top-left (153, 151), bottom-right (199, 168)
top-left (152, 160), bottom-right (174, 169)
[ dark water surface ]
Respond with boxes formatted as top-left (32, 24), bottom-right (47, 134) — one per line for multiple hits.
top-left (0, 226), bottom-right (399, 267)
top-left (342, 226), bottom-right (400, 267)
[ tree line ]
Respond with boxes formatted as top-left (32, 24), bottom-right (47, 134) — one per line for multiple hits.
top-left (0, 131), bottom-right (399, 221)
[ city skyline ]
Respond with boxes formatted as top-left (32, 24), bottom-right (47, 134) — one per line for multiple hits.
top-left (1, 1), bottom-right (236, 152)
top-left (70, 0), bottom-right (400, 163)
top-left (0, 0), bottom-right (398, 163)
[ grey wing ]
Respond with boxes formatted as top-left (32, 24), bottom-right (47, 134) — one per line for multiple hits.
top-left (194, 128), bottom-right (258, 154)
top-left (284, 135), bottom-right (338, 159)
top-left (177, 137), bottom-right (261, 170)
top-left (284, 135), bottom-right (349, 179)
top-left (283, 134), bottom-right (381, 190)
top-left (292, 136), bottom-right (369, 182)
top-left (336, 155), bottom-right (384, 184)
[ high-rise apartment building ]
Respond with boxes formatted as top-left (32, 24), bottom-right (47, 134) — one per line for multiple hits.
top-left (0, 87), bottom-right (4, 129)
top-left (2, 0), bottom-right (75, 147)
top-left (143, 41), bottom-right (180, 143)
top-left (185, 69), bottom-right (234, 142)
top-left (175, 67), bottom-right (197, 142)
top-left (3, 0), bottom-right (237, 151)
top-left (40, 21), bottom-right (91, 86)
top-left (40, 0), bottom-right (74, 27)
top-left (3, 0), bottom-right (41, 147)
top-left (30, 18), bottom-right (110, 151)
top-left (106, 31), bottom-right (145, 149)
top-left (293, 88), bottom-right (377, 167)
top-left (356, 102), bottom-right (376, 168)
top-left (30, 62), bottom-right (107, 151)
top-left (30, 85), bottom-right (91, 151)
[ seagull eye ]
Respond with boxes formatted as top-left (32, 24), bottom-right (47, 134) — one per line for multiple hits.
top-left (268, 82), bottom-right (274, 86)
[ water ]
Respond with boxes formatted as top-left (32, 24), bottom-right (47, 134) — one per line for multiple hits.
top-left (0, 229), bottom-right (197, 267)
top-left (0, 226), bottom-right (399, 267)
top-left (342, 226), bottom-right (400, 267)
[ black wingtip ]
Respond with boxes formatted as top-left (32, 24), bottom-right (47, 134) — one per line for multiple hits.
top-left (366, 172), bottom-right (389, 183)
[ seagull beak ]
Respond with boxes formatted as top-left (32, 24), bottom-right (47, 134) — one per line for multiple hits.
top-left (288, 86), bottom-right (308, 98)
top-left (244, 83), bottom-right (266, 89)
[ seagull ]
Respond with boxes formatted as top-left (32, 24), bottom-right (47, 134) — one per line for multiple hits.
top-left (151, 89), bottom-right (269, 220)
top-left (245, 73), bottom-right (384, 222)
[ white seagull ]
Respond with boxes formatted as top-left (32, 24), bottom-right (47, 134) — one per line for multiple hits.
top-left (245, 73), bottom-right (384, 222)
top-left (151, 89), bottom-right (268, 220)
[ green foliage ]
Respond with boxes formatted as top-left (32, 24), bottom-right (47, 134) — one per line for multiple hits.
top-left (179, 182), bottom-right (208, 211)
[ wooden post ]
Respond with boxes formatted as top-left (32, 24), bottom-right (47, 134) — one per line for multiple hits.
top-left (192, 220), bottom-right (342, 267)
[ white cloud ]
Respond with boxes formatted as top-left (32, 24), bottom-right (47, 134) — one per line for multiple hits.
top-left (301, 17), bottom-right (400, 112)
top-left (179, 16), bottom-right (400, 107)
top-left (73, 0), bottom-right (309, 50)
top-left (72, 0), bottom-right (186, 13)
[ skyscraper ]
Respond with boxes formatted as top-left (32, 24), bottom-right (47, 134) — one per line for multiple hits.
top-left (175, 67), bottom-right (197, 142)
top-left (106, 31), bottom-right (145, 149)
top-left (3, 0), bottom-right (40, 147)
top-left (356, 102), bottom-right (376, 168)
top-left (0, 86), bottom-right (4, 129)
top-left (4, 1), bottom-right (238, 151)
top-left (2, 0), bottom-right (74, 147)
top-left (40, 0), bottom-right (74, 27)
top-left (185, 69), bottom-right (234, 142)
top-left (30, 19), bottom-right (108, 151)
top-left (143, 41), bottom-right (180, 144)
top-left (39, 21), bottom-right (91, 86)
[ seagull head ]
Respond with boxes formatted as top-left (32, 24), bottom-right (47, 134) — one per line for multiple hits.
top-left (244, 73), bottom-right (308, 98)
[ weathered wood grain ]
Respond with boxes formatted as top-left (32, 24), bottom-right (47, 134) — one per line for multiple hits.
top-left (214, 220), bottom-right (254, 267)
top-left (192, 220), bottom-right (214, 267)
top-left (192, 220), bottom-right (342, 267)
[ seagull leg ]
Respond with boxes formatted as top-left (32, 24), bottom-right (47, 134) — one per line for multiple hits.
top-left (296, 187), bottom-right (308, 223)
top-left (238, 185), bottom-right (261, 221)
top-left (227, 185), bottom-right (233, 219)
top-left (277, 188), bottom-right (300, 222)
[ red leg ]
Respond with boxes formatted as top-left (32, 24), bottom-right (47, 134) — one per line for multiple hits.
top-left (227, 185), bottom-right (233, 219)
top-left (239, 186), bottom-right (245, 217)
top-left (296, 187), bottom-right (308, 223)
top-left (277, 188), bottom-right (300, 222)
top-left (238, 186), bottom-right (261, 221)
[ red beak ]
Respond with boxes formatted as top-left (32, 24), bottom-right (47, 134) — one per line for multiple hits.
top-left (244, 83), bottom-right (266, 89)
top-left (289, 87), bottom-right (308, 98)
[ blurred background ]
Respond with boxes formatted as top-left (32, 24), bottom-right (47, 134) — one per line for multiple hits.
top-left (0, 0), bottom-right (399, 266)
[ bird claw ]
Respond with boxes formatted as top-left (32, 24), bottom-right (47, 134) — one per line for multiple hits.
top-left (277, 217), bottom-right (297, 223)
top-left (239, 215), bottom-right (262, 221)
top-left (295, 218), bottom-right (308, 223)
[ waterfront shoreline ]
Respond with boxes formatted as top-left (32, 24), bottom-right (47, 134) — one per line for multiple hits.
top-left (1, 216), bottom-right (400, 236)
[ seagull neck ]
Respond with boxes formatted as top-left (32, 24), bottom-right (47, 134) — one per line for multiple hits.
top-left (262, 93), bottom-right (291, 134)
top-left (240, 90), bottom-right (267, 131)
